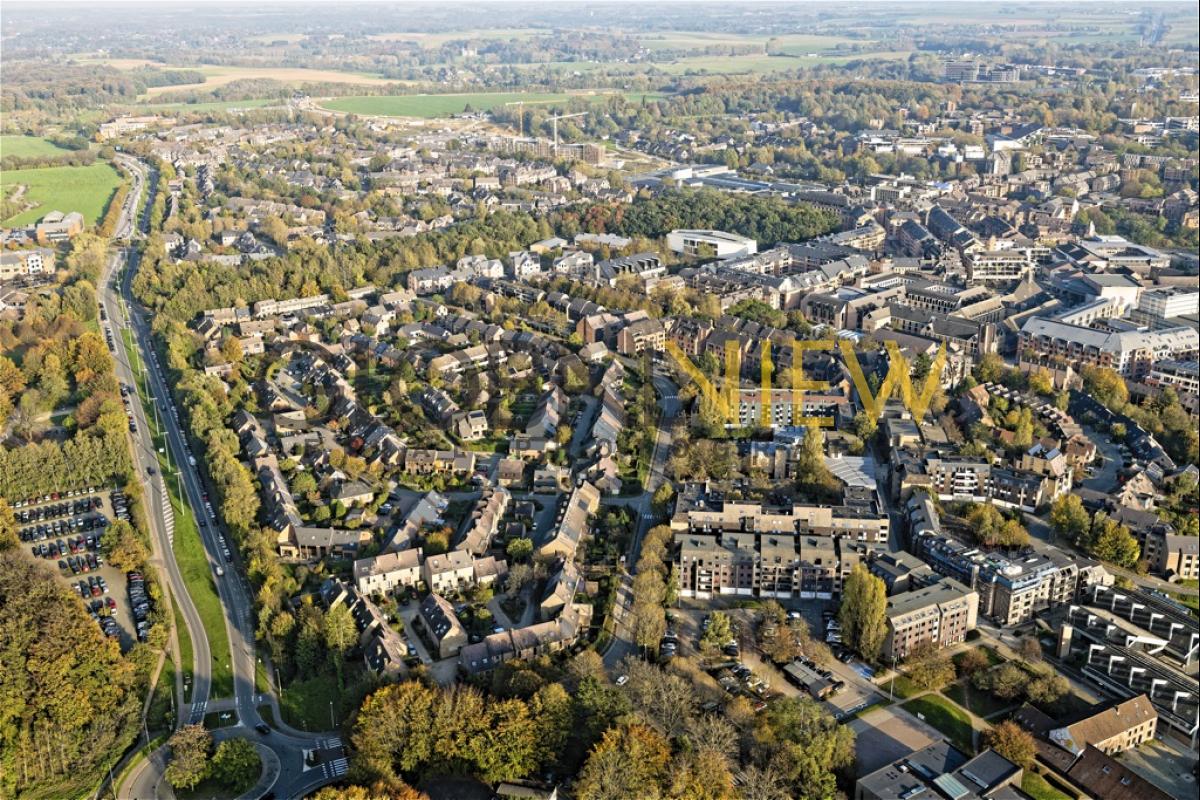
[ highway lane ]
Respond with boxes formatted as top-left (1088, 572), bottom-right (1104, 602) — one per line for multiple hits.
top-left (112, 157), bottom-right (344, 799)
top-left (101, 248), bottom-right (213, 724)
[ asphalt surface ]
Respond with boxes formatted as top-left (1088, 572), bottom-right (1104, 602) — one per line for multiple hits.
top-left (105, 158), bottom-right (344, 800)
top-left (603, 369), bottom-right (680, 671)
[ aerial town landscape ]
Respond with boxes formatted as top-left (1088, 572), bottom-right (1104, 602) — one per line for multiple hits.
top-left (0, 2), bottom-right (1198, 799)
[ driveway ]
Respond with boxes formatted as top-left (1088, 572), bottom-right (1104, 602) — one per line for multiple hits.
top-left (568, 395), bottom-right (599, 460)
top-left (1080, 425), bottom-right (1123, 492)
top-left (1115, 737), bottom-right (1199, 800)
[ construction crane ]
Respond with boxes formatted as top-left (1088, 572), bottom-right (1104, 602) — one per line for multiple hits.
top-left (503, 100), bottom-right (526, 137)
top-left (548, 111), bottom-right (587, 154)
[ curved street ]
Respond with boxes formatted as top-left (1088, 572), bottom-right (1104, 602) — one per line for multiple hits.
top-left (105, 158), bottom-right (345, 800)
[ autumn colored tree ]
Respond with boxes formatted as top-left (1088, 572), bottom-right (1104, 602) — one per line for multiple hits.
top-left (576, 722), bottom-right (672, 800)
top-left (165, 724), bottom-right (212, 791)
top-left (984, 721), bottom-right (1036, 769)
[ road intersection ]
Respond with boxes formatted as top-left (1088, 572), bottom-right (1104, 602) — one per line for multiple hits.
top-left (100, 158), bottom-right (344, 800)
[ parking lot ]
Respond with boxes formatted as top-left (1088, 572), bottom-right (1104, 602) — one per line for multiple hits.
top-left (13, 487), bottom-right (144, 649)
top-left (671, 601), bottom-right (890, 719)
top-left (849, 704), bottom-right (940, 775)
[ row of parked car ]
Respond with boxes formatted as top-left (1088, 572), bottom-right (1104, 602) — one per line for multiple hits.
top-left (19, 513), bottom-right (109, 543)
top-left (128, 571), bottom-right (153, 642)
top-left (30, 529), bottom-right (106, 560)
top-left (15, 496), bottom-right (103, 524)
top-left (111, 490), bottom-right (131, 523)
top-left (10, 487), bottom-right (104, 510)
top-left (61, 551), bottom-right (104, 575)
top-left (821, 609), bottom-right (856, 663)
top-left (709, 661), bottom-right (774, 712)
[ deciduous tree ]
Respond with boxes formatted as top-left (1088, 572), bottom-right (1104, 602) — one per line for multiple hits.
top-left (839, 564), bottom-right (887, 662)
top-left (212, 737), bottom-right (260, 789)
top-left (165, 724), bottom-right (212, 791)
top-left (576, 722), bottom-right (671, 800)
top-left (984, 721), bottom-right (1035, 769)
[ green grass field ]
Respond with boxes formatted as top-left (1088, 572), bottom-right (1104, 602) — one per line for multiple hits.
top-left (656, 50), bottom-right (910, 75)
top-left (136, 98), bottom-right (279, 113)
top-left (0, 135), bottom-right (72, 159)
top-left (174, 599), bottom-right (194, 703)
top-left (1021, 771), bottom-right (1074, 800)
top-left (901, 695), bottom-right (977, 755)
top-left (279, 671), bottom-right (354, 731)
top-left (323, 91), bottom-right (661, 118)
top-left (889, 674), bottom-right (933, 700)
top-left (121, 326), bottom-right (234, 699)
top-left (1, 162), bottom-right (122, 226)
top-left (942, 680), bottom-right (1014, 719)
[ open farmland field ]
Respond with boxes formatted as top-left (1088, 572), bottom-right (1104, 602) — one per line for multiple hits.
top-left (322, 91), bottom-right (664, 118)
top-left (71, 56), bottom-right (166, 69)
top-left (1, 162), bottom-right (122, 227)
top-left (142, 64), bottom-right (400, 97)
top-left (0, 135), bottom-right (73, 160)
top-left (655, 50), bottom-right (910, 75)
top-left (368, 28), bottom-right (541, 46)
top-left (637, 31), bottom-right (869, 55)
top-left (135, 98), bottom-right (280, 113)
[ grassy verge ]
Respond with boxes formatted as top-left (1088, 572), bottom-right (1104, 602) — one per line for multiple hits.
top-left (203, 709), bottom-right (240, 729)
top-left (942, 680), bottom-right (1014, 719)
top-left (847, 697), bottom-right (892, 719)
top-left (887, 674), bottom-right (927, 700)
top-left (901, 695), bottom-right (976, 755)
top-left (255, 659), bottom-right (273, 695)
top-left (278, 666), bottom-right (372, 732)
top-left (257, 704), bottom-right (277, 727)
top-left (1021, 771), bottom-right (1074, 800)
top-left (120, 326), bottom-right (234, 698)
top-left (147, 653), bottom-right (177, 733)
top-left (174, 748), bottom-right (261, 800)
top-left (173, 599), bottom-right (195, 703)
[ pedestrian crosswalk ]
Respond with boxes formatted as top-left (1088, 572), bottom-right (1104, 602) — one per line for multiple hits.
top-left (160, 491), bottom-right (174, 544)
top-left (317, 737), bottom-right (342, 750)
top-left (321, 758), bottom-right (348, 779)
top-left (189, 700), bottom-right (207, 724)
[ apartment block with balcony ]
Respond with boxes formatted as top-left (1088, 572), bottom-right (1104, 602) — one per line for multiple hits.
top-left (884, 577), bottom-right (979, 660)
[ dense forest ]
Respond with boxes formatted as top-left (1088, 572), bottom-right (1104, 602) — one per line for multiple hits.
top-left (0, 234), bottom-right (133, 500)
top-left (589, 188), bottom-right (839, 247)
top-left (0, 549), bottom-right (142, 799)
top-left (0, 62), bottom-right (204, 116)
top-left (344, 655), bottom-right (854, 800)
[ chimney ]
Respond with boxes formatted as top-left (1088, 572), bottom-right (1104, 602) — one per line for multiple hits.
top-left (1057, 623), bottom-right (1073, 659)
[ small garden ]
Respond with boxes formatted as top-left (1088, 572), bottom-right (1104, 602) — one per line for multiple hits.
top-left (901, 694), bottom-right (977, 754)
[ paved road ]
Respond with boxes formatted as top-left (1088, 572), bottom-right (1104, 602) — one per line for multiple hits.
top-left (98, 168), bottom-right (212, 721)
top-left (97, 159), bottom-right (214, 798)
top-left (109, 158), bottom-right (343, 800)
top-left (1079, 424), bottom-right (1124, 493)
top-left (603, 371), bottom-right (679, 671)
